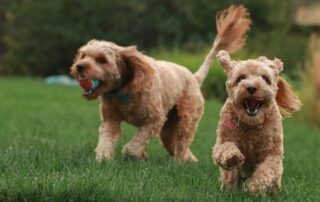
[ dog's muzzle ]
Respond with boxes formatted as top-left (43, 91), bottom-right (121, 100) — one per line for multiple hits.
top-left (243, 97), bottom-right (264, 116)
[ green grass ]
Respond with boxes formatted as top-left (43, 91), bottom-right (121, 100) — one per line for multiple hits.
top-left (0, 77), bottom-right (319, 201)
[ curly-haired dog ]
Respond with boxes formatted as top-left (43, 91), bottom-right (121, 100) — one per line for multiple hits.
top-left (70, 6), bottom-right (251, 162)
top-left (212, 50), bottom-right (301, 194)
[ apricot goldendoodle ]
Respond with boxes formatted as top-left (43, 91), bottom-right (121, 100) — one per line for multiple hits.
top-left (70, 6), bottom-right (251, 162)
top-left (213, 50), bottom-right (301, 194)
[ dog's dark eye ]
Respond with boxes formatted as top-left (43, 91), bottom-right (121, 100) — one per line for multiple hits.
top-left (262, 76), bottom-right (271, 84)
top-left (95, 56), bottom-right (107, 64)
top-left (236, 75), bottom-right (246, 83)
top-left (80, 54), bottom-right (86, 59)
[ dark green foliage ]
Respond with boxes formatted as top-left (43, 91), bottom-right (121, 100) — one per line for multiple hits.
top-left (0, 0), bottom-right (225, 76)
top-left (0, 0), bottom-right (7, 73)
top-left (0, 78), bottom-right (319, 201)
top-left (0, 0), bottom-right (309, 76)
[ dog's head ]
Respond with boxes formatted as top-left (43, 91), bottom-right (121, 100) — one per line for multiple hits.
top-left (70, 39), bottom-right (153, 100)
top-left (217, 50), bottom-right (301, 125)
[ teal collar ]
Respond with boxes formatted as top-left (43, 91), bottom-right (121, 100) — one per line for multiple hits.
top-left (104, 91), bottom-right (131, 104)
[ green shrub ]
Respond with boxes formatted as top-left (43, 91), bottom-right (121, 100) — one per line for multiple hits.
top-left (0, 0), bottom-right (308, 78)
top-left (0, 0), bottom-right (231, 76)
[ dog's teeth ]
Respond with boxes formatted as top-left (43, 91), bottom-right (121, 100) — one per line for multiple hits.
top-left (84, 90), bottom-right (92, 95)
top-left (256, 102), bottom-right (262, 109)
top-left (245, 101), bottom-right (249, 109)
top-left (246, 108), bottom-right (258, 116)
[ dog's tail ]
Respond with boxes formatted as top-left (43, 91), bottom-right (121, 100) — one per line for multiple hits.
top-left (194, 5), bottom-right (251, 85)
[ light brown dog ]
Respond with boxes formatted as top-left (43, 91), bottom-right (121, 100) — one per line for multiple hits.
top-left (70, 6), bottom-right (251, 162)
top-left (213, 50), bottom-right (301, 194)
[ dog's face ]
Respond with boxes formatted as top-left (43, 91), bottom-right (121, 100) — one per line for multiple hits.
top-left (227, 60), bottom-right (280, 124)
top-left (216, 50), bottom-right (287, 125)
top-left (70, 40), bottom-right (121, 99)
top-left (70, 40), bottom-right (152, 100)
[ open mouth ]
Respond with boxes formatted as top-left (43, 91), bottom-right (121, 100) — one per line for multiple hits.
top-left (242, 97), bottom-right (264, 116)
top-left (77, 78), bottom-right (104, 98)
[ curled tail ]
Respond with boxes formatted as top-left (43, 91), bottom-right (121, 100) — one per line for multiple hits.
top-left (194, 5), bottom-right (252, 85)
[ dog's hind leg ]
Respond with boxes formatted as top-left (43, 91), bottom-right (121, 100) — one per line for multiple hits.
top-left (159, 106), bottom-right (180, 156)
top-left (122, 115), bottom-right (166, 160)
top-left (162, 90), bottom-right (204, 162)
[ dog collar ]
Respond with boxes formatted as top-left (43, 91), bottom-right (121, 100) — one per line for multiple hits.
top-left (222, 118), bottom-right (239, 129)
top-left (104, 91), bottom-right (131, 104)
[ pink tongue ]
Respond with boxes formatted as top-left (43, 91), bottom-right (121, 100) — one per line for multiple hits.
top-left (247, 98), bottom-right (258, 110)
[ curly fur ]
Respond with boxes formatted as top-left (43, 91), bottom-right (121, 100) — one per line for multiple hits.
top-left (71, 41), bottom-right (204, 162)
top-left (70, 5), bottom-right (251, 162)
top-left (213, 50), bottom-right (301, 194)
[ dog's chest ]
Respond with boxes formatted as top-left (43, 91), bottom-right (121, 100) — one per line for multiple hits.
top-left (235, 128), bottom-right (274, 163)
top-left (118, 104), bottom-right (151, 125)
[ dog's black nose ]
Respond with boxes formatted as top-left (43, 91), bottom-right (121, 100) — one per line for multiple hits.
top-left (247, 86), bottom-right (257, 95)
top-left (76, 64), bottom-right (85, 73)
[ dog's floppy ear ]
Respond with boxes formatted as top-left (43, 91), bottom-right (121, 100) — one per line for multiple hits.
top-left (216, 50), bottom-right (235, 73)
top-left (120, 46), bottom-right (153, 93)
top-left (276, 77), bottom-right (302, 117)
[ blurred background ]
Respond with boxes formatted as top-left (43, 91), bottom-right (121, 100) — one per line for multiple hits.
top-left (0, 0), bottom-right (319, 125)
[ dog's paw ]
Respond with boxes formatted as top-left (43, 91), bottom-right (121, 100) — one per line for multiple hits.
top-left (247, 180), bottom-right (268, 195)
top-left (122, 144), bottom-right (148, 160)
top-left (220, 151), bottom-right (245, 170)
top-left (247, 173), bottom-right (275, 195)
top-left (95, 146), bottom-right (114, 162)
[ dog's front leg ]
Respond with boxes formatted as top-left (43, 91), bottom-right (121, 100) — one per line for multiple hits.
top-left (248, 154), bottom-right (283, 195)
top-left (95, 119), bottom-right (121, 162)
top-left (213, 142), bottom-right (245, 191)
top-left (122, 121), bottom-right (163, 160)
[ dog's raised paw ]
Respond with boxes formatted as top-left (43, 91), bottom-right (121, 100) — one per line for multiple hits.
top-left (220, 151), bottom-right (245, 170)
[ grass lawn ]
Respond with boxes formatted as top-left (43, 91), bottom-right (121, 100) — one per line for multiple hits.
top-left (0, 77), bottom-right (319, 201)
